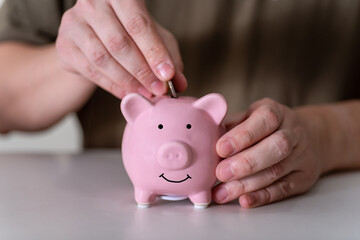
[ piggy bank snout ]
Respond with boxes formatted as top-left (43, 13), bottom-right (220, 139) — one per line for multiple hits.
top-left (156, 141), bottom-right (192, 170)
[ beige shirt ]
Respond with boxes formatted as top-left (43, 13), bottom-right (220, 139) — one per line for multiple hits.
top-left (1, 0), bottom-right (359, 148)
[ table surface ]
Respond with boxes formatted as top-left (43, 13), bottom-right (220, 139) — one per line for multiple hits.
top-left (0, 150), bottom-right (359, 240)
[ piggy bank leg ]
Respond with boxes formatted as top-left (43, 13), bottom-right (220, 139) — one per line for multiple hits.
top-left (189, 190), bottom-right (212, 209)
top-left (135, 188), bottom-right (156, 208)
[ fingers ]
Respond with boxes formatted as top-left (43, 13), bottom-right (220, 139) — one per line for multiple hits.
top-left (85, 3), bottom-right (166, 95)
top-left (64, 45), bottom-right (126, 99)
top-left (57, 0), bottom-right (186, 99)
top-left (212, 100), bottom-right (315, 207)
top-left (216, 128), bottom-right (300, 182)
top-left (213, 98), bottom-right (317, 208)
top-left (238, 171), bottom-right (312, 208)
top-left (217, 98), bottom-right (284, 158)
top-left (156, 24), bottom-right (187, 92)
top-left (68, 21), bottom-right (151, 98)
top-left (213, 145), bottom-right (303, 204)
top-left (111, 0), bottom-right (176, 81)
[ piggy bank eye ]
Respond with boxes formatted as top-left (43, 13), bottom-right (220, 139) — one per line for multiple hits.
top-left (158, 124), bottom-right (163, 129)
top-left (186, 124), bottom-right (192, 129)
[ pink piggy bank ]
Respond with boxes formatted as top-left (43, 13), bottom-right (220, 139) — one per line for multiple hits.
top-left (121, 93), bottom-right (227, 208)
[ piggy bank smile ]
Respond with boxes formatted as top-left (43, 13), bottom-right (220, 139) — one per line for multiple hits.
top-left (159, 173), bottom-right (192, 183)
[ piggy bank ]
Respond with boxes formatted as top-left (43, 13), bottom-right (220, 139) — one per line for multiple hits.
top-left (120, 93), bottom-right (227, 208)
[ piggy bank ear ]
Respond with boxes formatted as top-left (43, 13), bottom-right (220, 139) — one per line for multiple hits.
top-left (120, 93), bottom-right (153, 124)
top-left (193, 93), bottom-right (227, 125)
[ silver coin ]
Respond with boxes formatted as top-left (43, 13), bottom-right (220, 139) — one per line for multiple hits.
top-left (167, 80), bottom-right (178, 98)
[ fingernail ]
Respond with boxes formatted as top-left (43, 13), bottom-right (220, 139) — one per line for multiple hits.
top-left (150, 80), bottom-right (166, 95)
top-left (215, 187), bottom-right (228, 203)
top-left (156, 61), bottom-right (173, 80)
top-left (219, 165), bottom-right (234, 182)
top-left (220, 140), bottom-right (234, 157)
top-left (245, 194), bottom-right (256, 206)
top-left (137, 86), bottom-right (152, 98)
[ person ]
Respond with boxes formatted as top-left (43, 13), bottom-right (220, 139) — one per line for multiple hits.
top-left (0, 0), bottom-right (359, 208)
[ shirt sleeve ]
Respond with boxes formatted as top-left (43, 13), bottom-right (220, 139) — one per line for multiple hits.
top-left (0, 0), bottom-right (74, 45)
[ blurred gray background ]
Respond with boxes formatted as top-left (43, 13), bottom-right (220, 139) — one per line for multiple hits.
top-left (0, 0), bottom-right (82, 153)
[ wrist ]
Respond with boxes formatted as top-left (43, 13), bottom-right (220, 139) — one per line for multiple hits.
top-left (294, 105), bottom-right (337, 175)
top-left (294, 100), bottom-right (360, 174)
top-left (0, 42), bottom-right (95, 131)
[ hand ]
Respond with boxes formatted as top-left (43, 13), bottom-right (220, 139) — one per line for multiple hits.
top-left (56, 0), bottom-right (187, 99)
top-left (213, 98), bottom-right (323, 208)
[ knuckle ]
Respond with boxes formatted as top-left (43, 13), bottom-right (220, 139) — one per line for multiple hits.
top-left (146, 46), bottom-right (165, 65)
top-left (232, 127), bottom-right (255, 148)
top-left (237, 128), bottom-right (254, 147)
top-left (61, 10), bottom-right (75, 24)
top-left (89, 48), bottom-right (110, 67)
top-left (59, 12), bottom-right (79, 34)
top-left (239, 155), bottom-right (257, 175)
top-left (261, 106), bottom-right (281, 131)
top-left (134, 66), bottom-right (153, 81)
top-left (126, 14), bottom-right (149, 35)
top-left (273, 131), bottom-right (293, 158)
top-left (262, 188), bottom-right (272, 204)
top-left (121, 75), bottom-right (137, 91)
top-left (277, 180), bottom-right (292, 197)
top-left (270, 163), bottom-right (283, 180)
top-left (260, 97), bottom-right (275, 105)
top-left (234, 180), bottom-right (247, 193)
top-left (106, 35), bottom-right (130, 54)
top-left (85, 64), bottom-right (101, 82)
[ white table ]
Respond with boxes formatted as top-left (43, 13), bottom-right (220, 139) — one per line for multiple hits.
top-left (0, 150), bottom-right (359, 240)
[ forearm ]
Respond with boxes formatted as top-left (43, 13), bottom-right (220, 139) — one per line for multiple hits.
top-left (295, 100), bottom-right (360, 173)
top-left (0, 42), bottom-right (95, 133)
